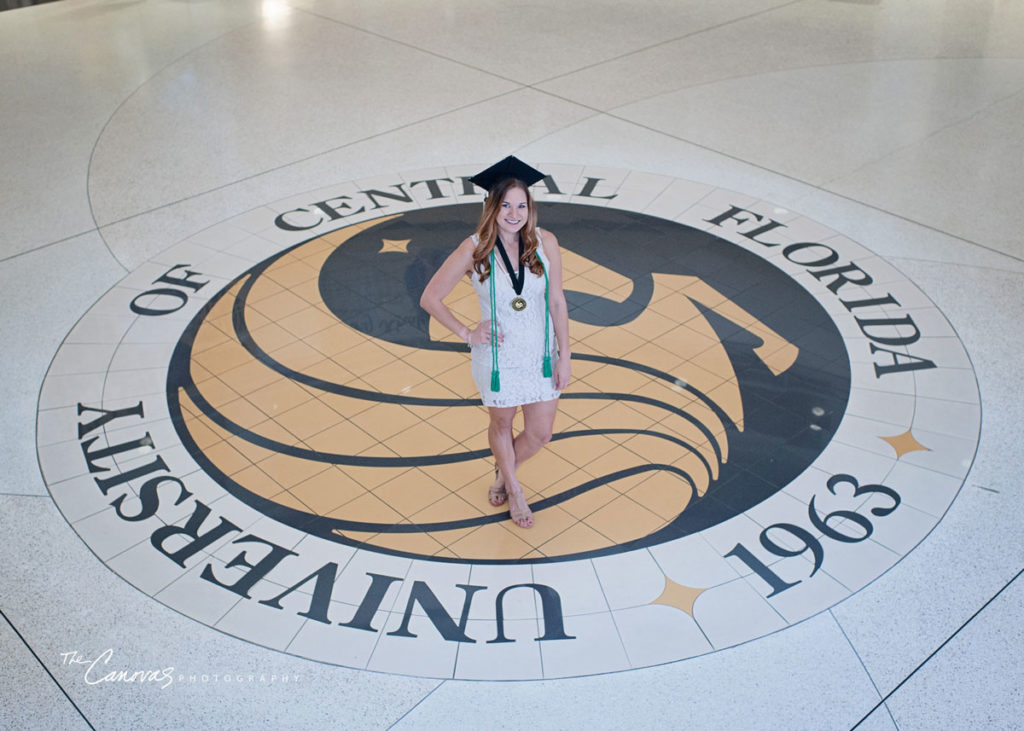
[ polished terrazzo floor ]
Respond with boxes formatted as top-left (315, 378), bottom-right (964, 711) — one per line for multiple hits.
top-left (2, 1), bottom-right (1022, 729)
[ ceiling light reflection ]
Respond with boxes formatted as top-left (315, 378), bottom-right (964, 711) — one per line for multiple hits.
top-left (262, 1), bottom-right (291, 25)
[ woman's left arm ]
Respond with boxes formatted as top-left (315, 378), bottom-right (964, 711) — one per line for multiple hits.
top-left (541, 229), bottom-right (572, 390)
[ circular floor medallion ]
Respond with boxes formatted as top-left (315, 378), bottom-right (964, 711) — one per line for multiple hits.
top-left (37, 166), bottom-right (981, 679)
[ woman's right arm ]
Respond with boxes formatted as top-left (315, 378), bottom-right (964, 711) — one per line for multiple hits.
top-left (419, 237), bottom-right (482, 345)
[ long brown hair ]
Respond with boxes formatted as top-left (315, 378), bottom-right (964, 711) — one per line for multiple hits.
top-left (472, 178), bottom-right (543, 282)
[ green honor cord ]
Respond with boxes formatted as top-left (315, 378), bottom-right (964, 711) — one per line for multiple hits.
top-left (542, 264), bottom-right (552, 377)
top-left (487, 246), bottom-right (553, 393)
top-left (489, 248), bottom-right (500, 391)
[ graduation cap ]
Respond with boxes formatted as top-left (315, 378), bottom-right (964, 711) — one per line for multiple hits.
top-left (469, 155), bottom-right (546, 195)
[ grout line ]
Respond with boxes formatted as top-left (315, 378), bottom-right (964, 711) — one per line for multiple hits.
top-left (569, 104), bottom-right (1024, 265)
top-left (816, 86), bottom-right (1024, 194)
top-left (601, 56), bottom-right (1024, 129)
top-left (74, 0), bottom-right (798, 260)
top-left (531, 563), bottom-right (547, 678)
top-left (297, 0), bottom-right (798, 100)
top-left (830, 609), bottom-right (899, 729)
top-left (293, 6), bottom-right (523, 87)
top-left (22, 2), bottom-right (1024, 277)
top-left (387, 679), bottom-right (447, 729)
top-left (588, 559), bottom-right (633, 667)
top-left (884, 255), bottom-right (1024, 274)
top-left (0, 605), bottom-right (96, 731)
top-left (0, 229), bottom-right (104, 266)
top-left (850, 566), bottom-right (1024, 729)
top-left (531, 0), bottom-right (804, 88)
top-left (76, 7), bottom-right (1023, 274)
top-left (79, 2), bottom-right (524, 270)
top-left (509, 64), bottom-right (1024, 268)
top-left (84, 17), bottom-right (267, 272)
top-left (88, 88), bottom-right (524, 235)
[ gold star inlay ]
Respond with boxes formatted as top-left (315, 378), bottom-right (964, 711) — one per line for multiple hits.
top-left (651, 576), bottom-right (706, 617)
top-left (880, 429), bottom-right (930, 458)
top-left (379, 238), bottom-right (411, 254)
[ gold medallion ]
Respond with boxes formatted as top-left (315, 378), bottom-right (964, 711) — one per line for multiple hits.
top-left (511, 297), bottom-right (527, 311)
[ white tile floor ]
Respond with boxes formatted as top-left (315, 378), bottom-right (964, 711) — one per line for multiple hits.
top-left (2, 0), bottom-right (1022, 728)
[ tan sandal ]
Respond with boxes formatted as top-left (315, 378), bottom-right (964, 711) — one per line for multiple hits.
top-left (488, 466), bottom-right (507, 506)
top-left (507, 487), bottom-right (533, 529)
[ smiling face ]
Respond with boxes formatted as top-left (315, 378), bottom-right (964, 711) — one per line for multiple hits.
top-left (496, 185), bottom-right (529, 240)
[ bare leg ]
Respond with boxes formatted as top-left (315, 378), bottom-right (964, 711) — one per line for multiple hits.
top-left (487, 406), bottom-right (533, 528)
top-left (490, 397), bottom-right (558, 490)
top-left (487, 398), bottom-right (558, 527)
top-left (518, 397), bottom-right (558, 462)
top-left (487, 407), bottom-right (512, 507)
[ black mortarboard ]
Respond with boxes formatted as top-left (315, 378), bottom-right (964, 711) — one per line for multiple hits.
top-left (469, 155), bottom-right (546, 194)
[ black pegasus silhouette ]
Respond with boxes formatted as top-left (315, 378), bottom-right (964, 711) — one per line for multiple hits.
top-left (169, 203), bottom-right (846, 563)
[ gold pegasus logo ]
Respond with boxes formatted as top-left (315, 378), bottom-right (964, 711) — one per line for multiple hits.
top-left (170, 210), bottom-right (799, 562)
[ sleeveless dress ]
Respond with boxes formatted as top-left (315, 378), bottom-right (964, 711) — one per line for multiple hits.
top-left (470, 232), bottom-right (561, 408)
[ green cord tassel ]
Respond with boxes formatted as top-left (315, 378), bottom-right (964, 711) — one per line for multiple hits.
top-left (542, 356), bottom-right (552, 378)
top-left (491, 370), bottom-right (500, 391)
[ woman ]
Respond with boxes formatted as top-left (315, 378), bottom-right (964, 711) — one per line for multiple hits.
top-left (420, 157), bottom-right (571, 529)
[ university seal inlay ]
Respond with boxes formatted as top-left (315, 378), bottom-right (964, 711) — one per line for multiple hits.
top-left (37, 166), bottom-right (980, 679)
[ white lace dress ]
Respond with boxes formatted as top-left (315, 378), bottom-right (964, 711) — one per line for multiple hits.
top-left (470, 232), bottom-right (561, 408)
